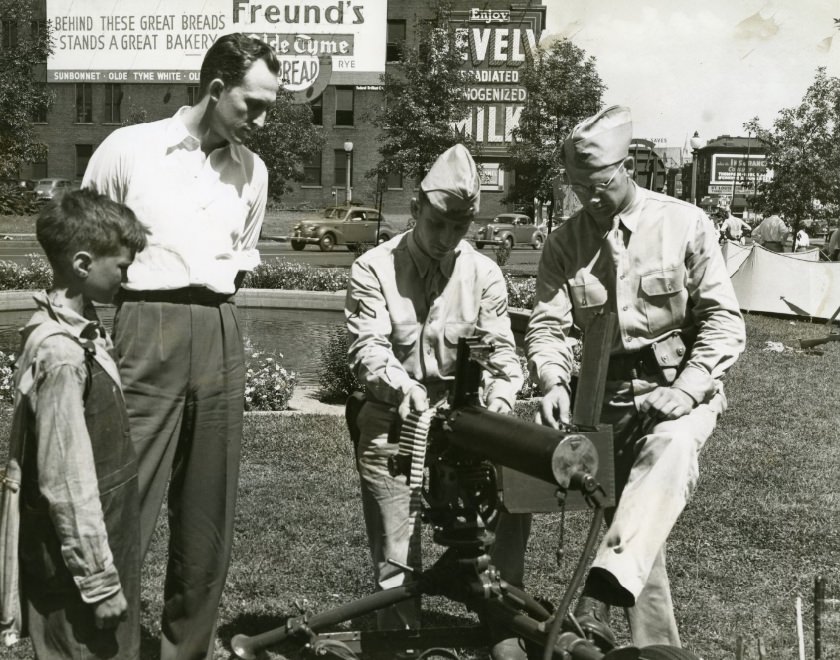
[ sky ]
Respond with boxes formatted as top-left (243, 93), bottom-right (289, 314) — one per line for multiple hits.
top-left (543, 0), bottom-right (840, 151)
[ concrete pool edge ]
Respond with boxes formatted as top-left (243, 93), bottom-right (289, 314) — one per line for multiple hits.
top-left (0, 289), bottom-right (531, 347)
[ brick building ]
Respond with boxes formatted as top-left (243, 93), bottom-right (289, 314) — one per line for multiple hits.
top-left (679, 134), bottom-right (769, 217)
top-left (18, 0), bottom-right (546, 219)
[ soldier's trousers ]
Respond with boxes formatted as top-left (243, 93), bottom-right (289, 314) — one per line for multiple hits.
top-left (595, 375), bottom-right (727, 647)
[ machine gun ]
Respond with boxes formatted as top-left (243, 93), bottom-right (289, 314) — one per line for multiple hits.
top-left (231, 312), bottom-right (697, 660)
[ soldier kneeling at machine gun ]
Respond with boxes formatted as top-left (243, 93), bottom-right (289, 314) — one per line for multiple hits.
top-left (344, 144), bottom-right (530, 660)
top-left (524, 106), bottom-right (746, 651)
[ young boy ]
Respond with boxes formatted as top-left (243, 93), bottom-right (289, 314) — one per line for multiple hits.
top-left (12, 189), bottom-right (147, 658)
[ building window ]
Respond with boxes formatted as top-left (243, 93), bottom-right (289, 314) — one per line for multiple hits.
top-left (302, 150), bottom-right (322, 186)
top-left (310, 95), bottom-right (323, 125)
top-left (104, 83), bottom-right (122, 123)
top-left (1, 20), bottom-right (17, 49)
top-left (29, 20), bottom-right (46, 36)
top-left (31, 82), bottom-right (48, 123)
top-left (387, 20), bottom-right (406, 62)
top-left (335, 87), bottom-right (354, 126)
top-left (187, 85), bottom-right (200, 105)
top-left (334, 149), bottom-right (353, 188)
top-left (75, 144), bottom-right (93, 177)
top-left (386, 171), bottom-right (403, 190)
top-left (31, 159), bottom-right (47, 179)
top-left (75, 83), bottom-right (92, 123)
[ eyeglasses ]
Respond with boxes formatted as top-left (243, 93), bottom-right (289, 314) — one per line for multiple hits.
top-left (571, 163), bottom-right (624, 198)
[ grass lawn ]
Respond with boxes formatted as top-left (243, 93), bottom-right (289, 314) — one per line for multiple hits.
top-left (0, 314), bottom-right (837, 659)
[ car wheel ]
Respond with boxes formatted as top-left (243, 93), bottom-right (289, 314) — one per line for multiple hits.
top-left (504, 236), bottom-right (514, 249)
top-left (639, 646), bottom-right (699, 660)
top-left (378, 234), bottom-right (390, 244)
top-left (476, 242), bottom-right (485, 249)
top-left (319, 233), bottom-right (335, 252)
top-left (346, 243), bottom-right (357, 251)
top-left (291, 239), bottom-right (305, 251)
top-left (532, 234), bottom-right (544, 250)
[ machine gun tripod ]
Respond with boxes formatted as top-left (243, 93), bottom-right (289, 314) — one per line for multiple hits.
top-left (232, 327), bottom-right (699, 660)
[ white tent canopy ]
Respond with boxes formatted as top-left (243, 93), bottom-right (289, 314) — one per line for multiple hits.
top-left (722, 242), bottom-right (840, 319)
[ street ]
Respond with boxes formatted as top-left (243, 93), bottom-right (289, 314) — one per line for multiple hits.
top-left (0, 236), bottom-right (545, 268)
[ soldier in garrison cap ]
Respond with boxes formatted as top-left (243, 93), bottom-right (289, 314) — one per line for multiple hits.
top-left (522, 106), bottom-right (746, 651)
top-left (344, 144), bottom-right (528, 658)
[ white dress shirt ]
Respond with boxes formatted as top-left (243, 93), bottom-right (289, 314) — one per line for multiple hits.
top-left (82, 107), bottom-right (268, 294)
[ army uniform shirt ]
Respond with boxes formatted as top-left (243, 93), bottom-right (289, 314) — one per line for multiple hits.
top-left (345, 231), bottom-right (523, 408)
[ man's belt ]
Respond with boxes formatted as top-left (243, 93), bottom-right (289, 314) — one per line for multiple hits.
top-left (117, 287), bottom-right (235, 306)
top-left (605, 348), bottom-right (660, 380)
top-left (606, 331), bottom-right (690, 382)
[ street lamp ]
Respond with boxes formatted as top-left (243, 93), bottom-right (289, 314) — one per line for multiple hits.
top-left (343, 141), bottom-right (353, 206)
top-left (689, 131), bottom-right (705, 207)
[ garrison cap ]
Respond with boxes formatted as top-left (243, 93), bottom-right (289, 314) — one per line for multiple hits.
top-left (420, 144), bottom-right (480, 216)
top-left (563, 105), bottom-right (633, 173)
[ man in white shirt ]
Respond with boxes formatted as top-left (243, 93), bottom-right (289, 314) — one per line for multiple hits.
top-left (752, 213), bottom-right (790, 252)
top-left (83, 34), bottom-right (279, 660)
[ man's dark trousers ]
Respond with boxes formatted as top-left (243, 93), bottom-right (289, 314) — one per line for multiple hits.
top-left (114, 295), bottom-right (245, 660)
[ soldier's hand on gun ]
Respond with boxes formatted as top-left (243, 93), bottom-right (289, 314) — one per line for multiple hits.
top-left (93, 588), bottom-right (128, 630)
top-left (639, 386), bottom-right (694, 421)
top-left (536, 384), bottom-right (571, 429)
top-left (398, 384), bottom-right (429, 420)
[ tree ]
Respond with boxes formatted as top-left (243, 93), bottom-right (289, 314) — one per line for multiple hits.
top-left (744, 68), bottom-right (840, 236)
top-left (369, 1), bottom-right (474, 186)
top-left (0, 0), bottom-right (53, 178)
top-left (246, 90), bottom-right (325, 199)
top-left (121, 106), bottom-right (150, 127)
top-left (505, 37), bottom-right (605, 224)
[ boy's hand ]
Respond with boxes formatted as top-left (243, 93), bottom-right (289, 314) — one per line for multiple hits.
top-left (93, 589), bottom-right (128, 629)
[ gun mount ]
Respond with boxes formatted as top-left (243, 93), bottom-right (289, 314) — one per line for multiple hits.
top-left (231, 313), bottom-right (697, 660)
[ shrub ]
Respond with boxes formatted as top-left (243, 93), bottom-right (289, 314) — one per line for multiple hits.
top-left (494, 243), bottom-right (511, 267)
top-left (0, 256), bottom-right (53, 291)
top-left (243, 259), bottom-right (348, 291)
top-left (0, 184), bottom-right (38, 217)
top-left (351, 242), bottom-right (373, 260)
top-left (244, 351), bottom-right (297, 411)
top-left (0, 351), bottom-right (14, 404)
top-left (517, 354), bottom-right (540, 400)
top-left (505, 274), bottom-right (536, 309)
top-left (318, 326), bottom-right (361, 402)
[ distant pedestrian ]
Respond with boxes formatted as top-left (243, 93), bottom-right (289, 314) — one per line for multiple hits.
top-left (715, 200), bottom-right (751, 245)
top-left (827, 227), bottom-right (840, 261)
top-left (794, 229), bottom-right (810, 252)
top-left (752, 213), bottom-right (789, 252)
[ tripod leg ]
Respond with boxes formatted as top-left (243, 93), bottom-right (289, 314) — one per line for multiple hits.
top-left (231, 583), bottom-right (423, 659)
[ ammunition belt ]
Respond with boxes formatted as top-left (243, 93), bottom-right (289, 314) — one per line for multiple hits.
top-left (398, 409), bottom-right (435, 569)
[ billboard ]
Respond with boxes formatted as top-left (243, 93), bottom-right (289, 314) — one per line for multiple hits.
top-left (46, 0), bottom-right (386, 91)
top-left (712, 154), bottom-right (768, 183)
top-left (450, 6), bottom-right (546, 158)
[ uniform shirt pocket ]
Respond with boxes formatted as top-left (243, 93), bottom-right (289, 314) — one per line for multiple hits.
top-left (640, 266), bottom-right (687, 335)
top-left (568, 273), bottom-right (608, 329)
top-left (390, 323), bottom-right (420, 362)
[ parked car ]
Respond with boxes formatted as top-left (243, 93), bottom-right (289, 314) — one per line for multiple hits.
top-left (474, 212), bottom-right (545, 250)
top-left (33, 177), bottom-right (73, 202)
top-left (291, 206), bottom-right (398, 252)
